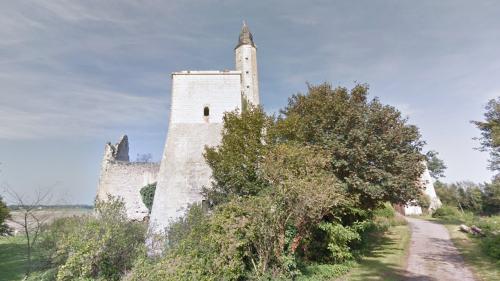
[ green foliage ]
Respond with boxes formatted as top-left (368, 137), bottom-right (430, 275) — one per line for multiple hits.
top-left (318, 222), bottom-right (361, 263)
top-left (434, 180), bottom-right (460, 206)
top-left (472, 97), bottom-right (500, 172)
top-left (275, 83), bottom-right (425, 209)
top-left (481, 233), bottom-right (500, 260)
top-left (0, 195), bottom-right (11, 235)
top-left (134, 83), bottom-right (428, 279)
top-left (129, 203), bottom-right (248, 281)
top-left (372, 203), bottom-right (407, 229)
top-left (425, 150), bottom-right (447, 179)
top-left (432, 206), bottom-right (461, 220)
top-left (140, 182), bottom-right (157, 213)
top-left (417, 193), bottom-right (431, 210)
top-left (204, 106), bottom-right (273, 205)
top-left (435, 181), bottom-right (499, 215)
top-left (296, 261), bottom-right (355, 281)
top-left (482, 180), bottom-right (500, 215)
top-left (38, 195), bottom-right (147, 281)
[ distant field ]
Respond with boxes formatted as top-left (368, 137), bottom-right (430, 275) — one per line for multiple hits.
top-left (6, 207), bottom-right (92, 235)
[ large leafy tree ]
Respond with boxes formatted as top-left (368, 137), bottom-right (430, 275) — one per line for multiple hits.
top-left (275, 83), bottom-right (425, 209)
top-left (425, 150), bottom-right (447, 179)
top-left (204, 106), bottom-right (273, 205)
top-left (472, 97), bottom-right (500, 172)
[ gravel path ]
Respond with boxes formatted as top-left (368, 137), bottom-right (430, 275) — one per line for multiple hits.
top-left (405, 217), bottom-right (475, 281)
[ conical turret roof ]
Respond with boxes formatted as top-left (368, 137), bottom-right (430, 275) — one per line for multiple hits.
top-left (236, 21), bottom-right (255, 49)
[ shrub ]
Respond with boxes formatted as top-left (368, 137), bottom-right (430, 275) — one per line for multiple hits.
top-left (480, 233), bottom-right (500, 259)
top-left (39, 196), bottom-right (147, 281)
top-left (318, 222), bottom-right (361, 263)
top-left (0, 195), bottom-right (10, 235)
top-left (373, 203), bottom-right (406, 229)
top-left (296, 261), bottom-right (356, 281)
top-left (418, 194), bottom-right (431, 211)
top-left (432, 206), bottom-right (461, 220)
top-left (140, 182), bottom-right (157, 213)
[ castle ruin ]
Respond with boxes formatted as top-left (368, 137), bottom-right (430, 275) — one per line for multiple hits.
top-left (96, 22), bottom-right (441, 232)
top-left (96, 135), bottom-right (159, 220)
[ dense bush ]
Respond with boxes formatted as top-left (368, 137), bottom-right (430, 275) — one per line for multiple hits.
top-left (140, 182), bottom-right (157, 213)
top-left (0, 195), bottom-right (10, 235)
top-left (38, 196), bottom-right (147, 281)
top-left (432, 206), bottom-right (461, 220)
top-left (481, 233), bottom-right (500, 259)
top-left (130, 84), bottom-right (427, 279)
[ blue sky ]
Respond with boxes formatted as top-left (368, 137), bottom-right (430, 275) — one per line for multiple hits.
top-left (0, 0), bottom-right (498, 204)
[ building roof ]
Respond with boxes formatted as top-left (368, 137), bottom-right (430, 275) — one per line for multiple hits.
top-left (235, 21), bottom-right (255, 49)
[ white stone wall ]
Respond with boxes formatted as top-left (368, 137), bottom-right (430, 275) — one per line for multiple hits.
top-left (404, 163), bottom-right (442, 215)
top-left (421, 165), bottom-right (442, 210)
top-left (97, 161), bottom-right (159, 221)
top-left (235, 45), bottom-right (259, 105)
top-left (149, 72), bottom-right (242, 233)
top-left (169, 71), bottom-right (242, 124)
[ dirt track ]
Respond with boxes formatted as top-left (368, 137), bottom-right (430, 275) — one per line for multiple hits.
top-left (405, 217), bottom-right (475, 281)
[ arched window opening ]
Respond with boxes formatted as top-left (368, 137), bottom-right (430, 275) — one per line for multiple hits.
top-left (204, 106), bottom-right (210, 117)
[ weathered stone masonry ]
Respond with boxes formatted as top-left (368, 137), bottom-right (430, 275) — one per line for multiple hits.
top-left (97, 135), bottom-right (159, 221)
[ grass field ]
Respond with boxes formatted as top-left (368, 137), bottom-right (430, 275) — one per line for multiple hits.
top-left (341, 224), bottom-right (411, 281)
top-left (1, 207), bottom-right (92, 281)
top-left (0, 236), bottom-right (29, 281)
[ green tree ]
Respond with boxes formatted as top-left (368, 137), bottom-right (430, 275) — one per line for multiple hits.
top-left (425, 150), bottom-right (447, 179)
top-left (482, 180), bottom-right (500, 215)
top-left (140, 182), bottom-right (157, 213)
top-left (434, 181), bottom-right (460, 206)
top-left (0, 195), bottom-right (10, 235)
top-left (204, 106), bottom-right (273, 205)
top-left (275, 83), bottom-right (425, 209)
top-left (472, 97), bottom-right (500, 172)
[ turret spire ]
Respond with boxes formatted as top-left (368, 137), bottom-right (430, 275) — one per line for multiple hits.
top-left (236, 21), bottom-right (255, 49)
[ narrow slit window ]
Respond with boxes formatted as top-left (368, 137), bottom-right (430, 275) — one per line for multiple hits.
top-left (204, 106), bottom-right (210, 117)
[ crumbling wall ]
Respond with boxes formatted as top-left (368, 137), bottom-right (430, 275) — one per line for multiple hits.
top-left (96, 135), bottom-right (159, 221)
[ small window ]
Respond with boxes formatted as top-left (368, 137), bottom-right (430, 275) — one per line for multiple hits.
top-left (245, 71), bottom-right (249, 74)
top-left (203, 106), bottom-right (209, 117)
top-left (246, 85), bottom-right (250, 89)
top-left (245, 57), bottom-right (248, 60)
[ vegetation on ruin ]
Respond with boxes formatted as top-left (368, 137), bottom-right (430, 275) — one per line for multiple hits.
top-left (140, 182), bottom-right (157, 213)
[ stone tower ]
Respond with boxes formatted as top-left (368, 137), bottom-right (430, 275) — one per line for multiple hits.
top-left (148, 23), bottom-right (260, 234)
top-left (235, 21), bottom-right (260, 105)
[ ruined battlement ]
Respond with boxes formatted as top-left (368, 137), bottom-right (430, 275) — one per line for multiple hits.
top-left (97, 135), bottom-right (159, 221)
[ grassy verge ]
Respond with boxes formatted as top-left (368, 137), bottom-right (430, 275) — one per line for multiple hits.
top-left (297, 223), bottom-right (411, 281)
top-left (420, 212), bottom-right (500, 281)
top-left (0, 236), bottom-right (52, 281)
top-left (341, 224), bottom-right (411, 281)
top-left (437, 220), bottom-right (499, 281)
top-left (0, 236), bottom-right (29, 281)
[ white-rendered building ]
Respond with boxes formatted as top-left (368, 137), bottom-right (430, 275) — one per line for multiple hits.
top-left (148, 23), bottom-right (260, 233)
top-left (404, 163), bottom-right (443, 215)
